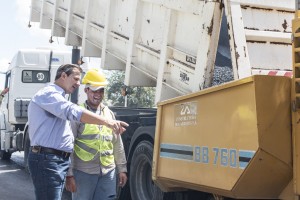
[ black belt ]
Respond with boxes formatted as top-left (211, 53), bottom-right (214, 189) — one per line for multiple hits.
top-left (31, 146), bottom-right (71, 159)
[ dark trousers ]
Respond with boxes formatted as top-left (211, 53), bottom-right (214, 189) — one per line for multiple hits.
top-left (28, 149), bottom-right (70, 200)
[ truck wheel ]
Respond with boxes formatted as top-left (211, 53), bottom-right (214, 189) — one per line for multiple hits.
top-left (0, 150), bottom-right (11, 160)
top-left (130, 141), bottom-right (164, 200)
top-left (23, 130), bottom-right (30, 171)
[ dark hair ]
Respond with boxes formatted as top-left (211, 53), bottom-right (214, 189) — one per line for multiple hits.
top-left (55, 64), bottom-right (83, 80)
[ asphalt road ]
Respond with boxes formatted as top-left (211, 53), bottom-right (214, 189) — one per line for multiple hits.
top-left (0, 152), bottom-right (71, 200)
top-left (0, 152), bottom-right (35, 200)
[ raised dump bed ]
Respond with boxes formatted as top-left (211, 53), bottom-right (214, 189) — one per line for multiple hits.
top-left (153, 75), bottom-right (292, 199)
top-left (29, 0), bottom-right (294, 103)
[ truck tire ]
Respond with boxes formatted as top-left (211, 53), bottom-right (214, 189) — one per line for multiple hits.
top-left (23, 130), bottom-right (30, 171)
top-left (0, 150), bottom-right (11, 160)
top-left (129, 141), bottom-right (164, 200)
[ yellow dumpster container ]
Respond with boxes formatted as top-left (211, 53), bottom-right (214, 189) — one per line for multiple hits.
top-left (152, 75), bottom-right (292, 199)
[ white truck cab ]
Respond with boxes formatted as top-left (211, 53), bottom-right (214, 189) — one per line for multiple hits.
top-left (0, 48), bottom-right (87, 160)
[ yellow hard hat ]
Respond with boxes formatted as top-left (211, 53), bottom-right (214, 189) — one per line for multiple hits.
top-left (82, 69), bottom-right (108, 88)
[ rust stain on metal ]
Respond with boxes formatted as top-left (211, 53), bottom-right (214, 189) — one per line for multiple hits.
top-left (277, 10), bottom-right (294, 14)
top-left (234, 41), bottom-right (239, 60)
top-left (111, 31), bottom-right (129, 40)
top-left (59, 6), bottom-right (67, 12)
top-left (235, 52), bottom-right (240, 60)
top-left (264, 29), bottom-right (280, 32)
top-left (139, 43), bottom-right (160, 54)
top-left (91, 22), bottom-right (104, 29)
top-left (73, 13), bottom-right (84, 20)
top-left (199, 83), bottom-right (203, 91)
top-left (227, 23), bottom-right (230, 31)
top-left (219, 1), bottom-right (224, 10)
top-left (241, 5), bottom-right (249, 9)
top-left (247, 40), bottom-right (266, 44)
top-left (270, 42), bottom-right (291, 46)
top-left (282, 19), bottom-right (287, 32)
top-left (244, 27), bottom-right (259, 31)
top-left (207, 18), bottom-right (213, 36)
top-left (241, 5), bottom-right (273, 11)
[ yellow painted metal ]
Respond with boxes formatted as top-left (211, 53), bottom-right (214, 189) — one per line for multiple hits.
top-left (292, 11), bottom-right (300, 196)
top-left (153, 75), bottom-right (292, 199)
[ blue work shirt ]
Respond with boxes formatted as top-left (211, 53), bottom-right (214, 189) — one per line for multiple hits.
top-left (28, 83), bottom-right (83, 152)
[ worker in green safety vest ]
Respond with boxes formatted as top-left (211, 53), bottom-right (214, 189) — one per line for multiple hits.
top-left (65, 69), bottom-right (127, 200)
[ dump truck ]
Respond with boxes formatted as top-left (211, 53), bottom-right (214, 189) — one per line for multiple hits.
top-left (0, 48), bottom-right (89, 165)
top-left (28, 0), bottom-right (299, 199)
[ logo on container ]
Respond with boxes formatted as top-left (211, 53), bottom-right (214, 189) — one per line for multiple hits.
top-left (174, 101), bottom-right (197, 126)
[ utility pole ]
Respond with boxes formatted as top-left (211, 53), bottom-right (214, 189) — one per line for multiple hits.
top-left (70, 46), bottom-right (80, 104)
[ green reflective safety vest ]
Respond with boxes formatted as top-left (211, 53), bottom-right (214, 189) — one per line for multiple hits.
top-left (74, 104), bottom-right (114, 166)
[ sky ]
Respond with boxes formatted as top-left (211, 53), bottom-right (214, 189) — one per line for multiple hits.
top-left (0, 1), bottom-right (71, 89)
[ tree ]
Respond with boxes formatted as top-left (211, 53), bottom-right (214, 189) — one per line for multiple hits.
top-left (104, 70), bottom-right (155, 108)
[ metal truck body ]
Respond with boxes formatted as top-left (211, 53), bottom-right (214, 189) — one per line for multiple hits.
top-left (153, 75), bottom-right (293, 199)
top-left (30, 0), bottom-right (294, 100)
top-left (28, 0), bottom-right (297, 199)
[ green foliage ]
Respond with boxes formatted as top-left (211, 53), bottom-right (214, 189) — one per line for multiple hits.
top-left (104, 70), bottom-right (125, 103)
top-left (104, 70), bottom-right (155, 108)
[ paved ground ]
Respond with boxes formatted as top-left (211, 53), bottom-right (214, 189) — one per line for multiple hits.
top-left (0, 152), bottom-right (71, 200)
top-left (0, 152), bottom-right (35, 200)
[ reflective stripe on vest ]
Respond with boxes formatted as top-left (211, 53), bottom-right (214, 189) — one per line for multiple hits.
top-left (74, 104), bottom-right (114, 166)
